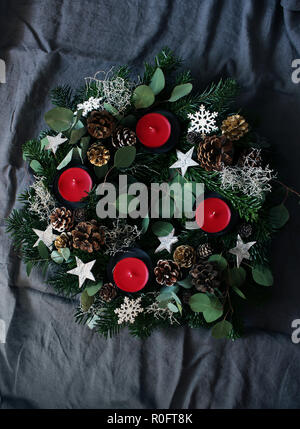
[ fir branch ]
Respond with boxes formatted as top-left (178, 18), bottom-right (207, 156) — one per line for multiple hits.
top-left (50, 85), bottom-right (73, 109)
top-left (142, 47), bottom-right (181, 84)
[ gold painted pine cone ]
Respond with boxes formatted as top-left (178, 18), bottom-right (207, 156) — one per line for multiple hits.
top-left (221, 114), bottom-right (249, 141)
top-left (173, 245), bottom-right (196, 268)
top-left (54, 232), bottom-right (70, 249)
top-left (87, 110), bottom-right (115, 139)
top-left (87, 142), bottom-right (110, 167)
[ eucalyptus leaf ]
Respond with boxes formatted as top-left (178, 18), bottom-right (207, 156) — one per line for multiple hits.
top-left (59, 247), bottom-right (70, 261)
top-left (151, 221), bottom-right (173, 237)
top-left (232, 286), bottom-right (246, 299)
top-left (189, 293), bottom-right (211, 313)
top-left (167, 302), bottom-right (179, 313)
top-left (80, 290), bottom-right (94, 311)
top-left (38, 241), bottom-right (49, 259)
top-left (227, 266), bottom-right (246, 287)
top-left (30, 160), bottom-right (44, 175)
top-left (269, 204), bottom-right (289, 229)
top-left (211, 320), bottom-right (233, 339)
top-left (94, 164), bottom-right (108, 179)
top-left (133, 85), bottom-right (155, 109)
top-left (57, 148), bottom-right (73, 170)
top-left (168, 83), bottom-right (193, 102)
top-left (44, 107), bottom-right (74, 132)
top-left (51, 250), bottom-right (64, 264)
top-left (103, 102), bottom-right (120, 117)
top-left (26, 261), bottom-right (33, 277)
top-left (150, 67), bottom-right (165, 95)
top-left (40, 136), bottom-right (49, 149)
top-left (69, 127), bottom-right (86, 145)
top-left (141, 216), bottom-right (150, 234)
top-left (208, 254), bottom-right (228, 271)
top-left (114, 146), bottom-right (136, 168)
top-left (177, 276), bottom-right (193, 289)
top-left (252, 265), bottom-right (274, 286)
top-left (86, 281), bottom-right (103, 296)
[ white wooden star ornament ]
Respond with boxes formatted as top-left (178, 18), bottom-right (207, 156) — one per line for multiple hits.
top-left (44, 133), bottom-right (68, 154)
top-left (169, 147), bottom-right (198, 177)
top-left (33, 224), bottom-right (57, 248)
top-left (229, 235), bottom-right (256, 268)
top-left (67, 257), bottom-right (96, 288)
top-left (155, 229), bottom-right (179, 254)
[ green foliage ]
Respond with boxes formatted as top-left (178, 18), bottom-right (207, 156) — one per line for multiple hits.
top-left (142, 47), bottom-right (181, 84)
top-left (50, 85), bottom-right (73, 109)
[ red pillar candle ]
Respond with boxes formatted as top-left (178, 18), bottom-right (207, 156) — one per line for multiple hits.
top-left (196, 197), bottom-right (231, 233)
top-left (113, 257), bottom-right (149, 292)
top-left (58, 167), bottom-right (93, 202)
top-left (136, 113), bottom-right (171, 148)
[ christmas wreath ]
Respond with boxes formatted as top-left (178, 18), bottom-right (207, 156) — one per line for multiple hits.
top-left (7, 48), bottom-right (296, 340)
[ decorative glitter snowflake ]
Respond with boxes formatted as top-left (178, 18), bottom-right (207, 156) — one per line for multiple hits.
top-left (76, 96), bottom-right (104, 117)
top-left (188, 104), bottom-right (218, 135)
top-left (114, 296), bottom-right (144, 325)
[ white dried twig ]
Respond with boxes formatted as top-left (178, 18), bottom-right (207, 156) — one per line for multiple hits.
top-left (28, 177), bottom-right (56, 221)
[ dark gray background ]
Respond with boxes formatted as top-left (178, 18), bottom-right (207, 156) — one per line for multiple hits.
top-left (0, 0), bottom-right (300, 409)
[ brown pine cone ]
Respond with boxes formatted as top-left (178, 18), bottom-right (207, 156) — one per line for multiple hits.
top-left (221, 114), bottom-right (249, 141)
top-left (54, 232), bottom-right (71, 249)
top-left (238, 223), bottom-right (253, 239)
top-left (50, 207), bottom-right (74, 232)
top-left (154, 259), bottom-right (181, 287)
top-left (87, 142), bottom-right (110, 167)
top-left (197, 135), bottom-right (234, 171)
top-left (112, 126), bottom-right (137, 148)
top-left (197, 243), bottom-right (213, 259)
top-left (173, 245), bottom-right (196, 268)
top-left (73, 208), bottom-right (86, 223)
top-left (87, 110), bottom-right (115, 139)
top-left (187, 131), bottom-right (202, 146)
top-left (99, 282), bottom-right (117, 302)
top-left (71, 220), bottom-right (105, 253)
top-left (190, 261), bottom-right (221, 294)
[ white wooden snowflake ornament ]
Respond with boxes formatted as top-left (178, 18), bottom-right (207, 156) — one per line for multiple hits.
top-left (114, 296), bottom-right (144, 324)
top-left (188, 104), bottom-right (218, 135)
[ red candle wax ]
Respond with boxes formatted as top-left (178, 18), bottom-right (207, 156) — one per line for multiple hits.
top-left (58, 167), bottom-right (93, 202)
top-left (113, 257), bottom-right (149, 292)
top-left (195, 197), bottom-right (231, 233)
top-left (136, 113), bottom-right (171, 148)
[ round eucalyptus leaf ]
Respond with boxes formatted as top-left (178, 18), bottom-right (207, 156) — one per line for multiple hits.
top-left (269, 204), bottom-right (289, 229)
top-left (80, 290), bottom-right (94, 311)
top-left (208, 254), bottom-right (228, 271)
top-left (252, 265), bottom-right (273, 286)
top-left (86, 281), bottom-right (103, 296)
top-left (203, 296), bottom-right (223, 323)
top-left (211, 320), bottom-right (233, 339)
top-left (38, 241), bottom-right (49, 259)
top-left (44, 107), bottom-right (74, 132)
top-left (227, 266), bottom-right (246, 287)
top-left (150, 67), bottom-right (165, 95)
top-left (59, 247), bottom-right (70, 261)
top-left (30, 160), bottom-right (44, 175)
top-left (151, 221), bottom-right (173, 237)
top-left (168, 83), bottom-right (193, 102)
top-left (133, 85), bottom-right (155, 109)
top-left (189, 293), bottom-right (211, 313)
top-left (51, 250), bottom-right (63, 264)
top-left (177, 276), bottom-right (193, 289)
top-left (114, 146), bottom-right (136, 168)
top-left (167, 302), bottom-right (179, 313)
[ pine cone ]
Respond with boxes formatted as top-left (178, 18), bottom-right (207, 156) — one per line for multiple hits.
top-left (173, 245), bottom-right (196, 268)
top-left (54, 232), bottom-right (71, 249)
top-left (187, 131), bottom-right (202, 146)
top-left (190, 261), bottom-right (221, 294)
top-left (112, 126), bottom-right (137, 148)
top-left (50, 207), bottom-right (74, 232)
top-left (154, 260), bottom-right (181, 287)
top-left (197, 135), bottom-right (234, 171)
top-left (87, 110), bottom-right (115, 139)
top-left (197, 243), bottom-right (213, 259)
top-left (87, 142), bottom-right (110, 167)
top-left (99, 282), bottom-right (117, 302)
top-left (73, 208), bottom-right (86, 223)
top-left (238, 223), bottom-right (253, 239)
top-left (71, 220), bottom-right (105, 253)
top-left (221, 114), bottom-right (249, 141)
